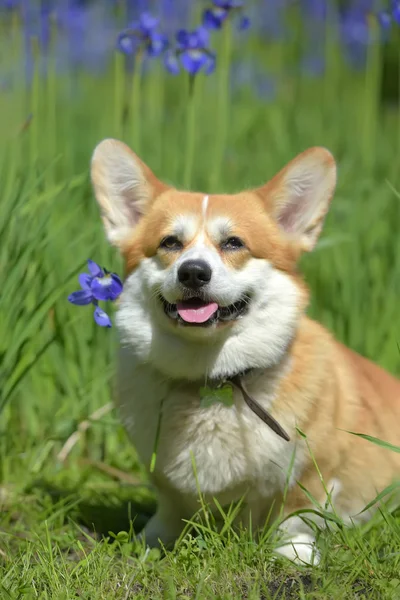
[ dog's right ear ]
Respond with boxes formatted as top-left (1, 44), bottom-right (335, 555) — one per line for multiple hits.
top-left (91, 139), bottom-right (169, 246)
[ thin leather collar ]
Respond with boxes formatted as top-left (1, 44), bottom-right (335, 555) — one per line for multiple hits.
top-left (229, 373), bottom-right (290, 442)
top-left (209, 368), bottom-right (290, 442)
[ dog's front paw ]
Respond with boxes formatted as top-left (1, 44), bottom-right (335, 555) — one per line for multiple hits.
top-left (274, 533), bottom-right (320, 566)
top-left (138, 512), bottom-right (183, 550)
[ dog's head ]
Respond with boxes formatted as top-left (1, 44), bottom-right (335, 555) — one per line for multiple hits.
top-left (91, 140), bottom-right (336, 380)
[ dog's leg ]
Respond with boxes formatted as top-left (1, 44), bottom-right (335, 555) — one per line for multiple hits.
top-left (274, 478), bottom-right (347, 564)
top-left (138, 492), bottom-right (186, 549)
top-left (274, 515), bottom-right (320, 565)
top-left (236, 493), bottom-right (272, 534)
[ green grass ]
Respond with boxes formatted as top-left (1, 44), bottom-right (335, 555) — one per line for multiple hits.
top-left (1, 17), bottom-right (400, 599)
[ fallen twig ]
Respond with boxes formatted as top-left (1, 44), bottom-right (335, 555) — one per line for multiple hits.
top-left (78, 458), bottom-right (142, 485)
top-left (57, 402), bottom-right (113, 463)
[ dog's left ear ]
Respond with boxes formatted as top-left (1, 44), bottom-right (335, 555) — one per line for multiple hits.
top-left (256, 147), bottom-right (337, 251)
top-left (91, 139), bottom-right (169, 247)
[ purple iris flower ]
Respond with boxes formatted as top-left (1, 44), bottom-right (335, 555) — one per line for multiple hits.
top-left (301, 55), bottom-right (325, 77)
top-left (339, 7), bottom-right (392, 68)
top-left (378, 11), bottom-right (392, 30)
top-left (203, 0), bottom-right (250, 31)
top-left (249, 1), bottom-right (286, 40)
top-left (164, 27), bottom-right (216, 76)
top-left (340, 10), bottom-right (371, 46)
top-left (39, 0), bottom-right (52, 51)
top-left (1, 0), bottom-right (19, 9)
top-left (393, 1), bottom-right (400, 24)
top-left (231, 60), bottom-right (276, 100)
top-left (300, 0), bottom-right (328, 21)
top-left (117, 12), bottom-right (168, 57)
top-left (54, 3), bottom-right (115, 75)
top-left (68, 260), bottom-right (123, 328)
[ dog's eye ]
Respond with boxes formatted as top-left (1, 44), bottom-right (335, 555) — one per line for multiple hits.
top-left (220, 236), bottom-right (245, 251)
top-left (159, 236), bottom-right (183, 251)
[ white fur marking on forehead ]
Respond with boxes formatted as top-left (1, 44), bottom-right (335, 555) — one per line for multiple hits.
top-left (202, 195), bottom-right (209, 222)
top-left (171, 214), bottom-right (198, 241)
top-left (207, 216), bottom-right (234, 243)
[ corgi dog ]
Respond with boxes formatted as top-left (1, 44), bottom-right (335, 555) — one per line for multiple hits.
top-left (91, 140), bottom-right (400, 564)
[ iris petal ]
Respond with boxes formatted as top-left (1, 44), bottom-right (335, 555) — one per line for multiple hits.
top-left (90, 273), bottom-right (123, 301)
top-left (213, 0), bottom-right (243, 7)
top-left (94, 306), bottom-right (112, 328)
top-left (213, 0), bottom-right (229, 7)
top-left (68, 290), bottom-right (93, 305)
top-left (148, 33), bottom-right (168, 57)
top-left (91, 278), bottom-right (112, 301)
top-left (116, 29), bottom-right (141, 55)
top-left (180, 49), bottom-right (208, 75)
top-left (164, 50), bottom-right (180, 74)
top-left (87, 259), bottom-right (103, 277)
top-left (171, 27), bottom-right (216, 77)
top-left (205, 52), bottom-right (217, 75)
top-left (196, 27), bottom-right (209, 48)
top-left (176, 29), bottom-right (189, 47)
top-left (203, 8), bottom-right (224, 29)
top-left (79, 273), bottom-right (92, 290)
top-left (108, 274), bottom-right (123, 300)
top-left (238, 15), bottom-right (250, 31)
top-left (187, 32), bottom-right (200, 48)
top-left (378, 11), bottom-right (391, 30)
top-left (139, 12), bottom-right (159, 32)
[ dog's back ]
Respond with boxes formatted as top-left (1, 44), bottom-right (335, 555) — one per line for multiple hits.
top-left (274, 318), bottom-right (400, 522)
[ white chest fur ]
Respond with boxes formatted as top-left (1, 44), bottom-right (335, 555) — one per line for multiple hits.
top-left (116, 348), bottom-right (304, 514)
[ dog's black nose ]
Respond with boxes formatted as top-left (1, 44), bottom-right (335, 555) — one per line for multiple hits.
top-left (178, 260), bottom-right (212, 289)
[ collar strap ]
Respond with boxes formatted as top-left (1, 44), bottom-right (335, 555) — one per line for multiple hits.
top-left (229, 374), bottom-right (290, 443)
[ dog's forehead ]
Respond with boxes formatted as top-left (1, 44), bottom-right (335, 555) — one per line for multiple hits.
top-left (168, 195), bottom-right (235, 241)
top-left (159, 191), bottom-right (262, 238)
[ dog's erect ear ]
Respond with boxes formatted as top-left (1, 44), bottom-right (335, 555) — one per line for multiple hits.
top-left (255, 147), bottom-right (337, 251)
top-left (91, 139), bottom-right (169, 246)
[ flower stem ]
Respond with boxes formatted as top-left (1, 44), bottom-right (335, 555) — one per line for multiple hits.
top-left (148, 61), bottom-right (165, 172)
top-left (361, 17), bottom-right (381, 172)
top-left (183, 74), bottom-right (197, 189)
top-left (397, 44), bottom-right (400, 172)
top-left (150, 398), bottom-right (164, 474)
top-left (29, 37), bottom-right (40, 169)
top-left (113, 51), bottom-right (125, 139)
top-left (46, 21), bottom-right (57, 187)
top-left (322, 7), bottom-right (340, 144)
top-left (131, 49), bottom-right (144, 153)
top-left (209, 21), bottom-right (232, 190)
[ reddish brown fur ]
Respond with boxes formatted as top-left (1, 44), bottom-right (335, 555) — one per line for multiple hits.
top-left (122, 190), bottom-right (302, 278)
top-left (274, 319), bottom-right (400, 519)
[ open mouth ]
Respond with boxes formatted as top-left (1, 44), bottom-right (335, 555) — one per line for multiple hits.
top-left (159, 295), bottom-right (250, 326)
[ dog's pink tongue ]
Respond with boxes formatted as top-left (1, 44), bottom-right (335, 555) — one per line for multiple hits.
top-left (176, 300), bottom-right (218, 324)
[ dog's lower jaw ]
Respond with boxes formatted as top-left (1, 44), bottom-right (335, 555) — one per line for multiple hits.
top-left (118, 319), bottom-right (297, 382)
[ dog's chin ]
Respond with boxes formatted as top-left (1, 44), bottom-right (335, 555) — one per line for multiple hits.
top-left (157, 293), bottom-right (250, 336)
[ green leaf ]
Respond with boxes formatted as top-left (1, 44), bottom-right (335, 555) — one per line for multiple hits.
top-left (200, 384), bottom-right (234, 408)
top-left (296, 481), bottom-right (323, 509)
top-left (280, 507), bottom-right (343, 527)
top-left (357, 481), bottom-right (400, 514)
top-left (296, 427), bottom-right (307, 439)
top-left (342, 430), bottom-right (400, 454)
